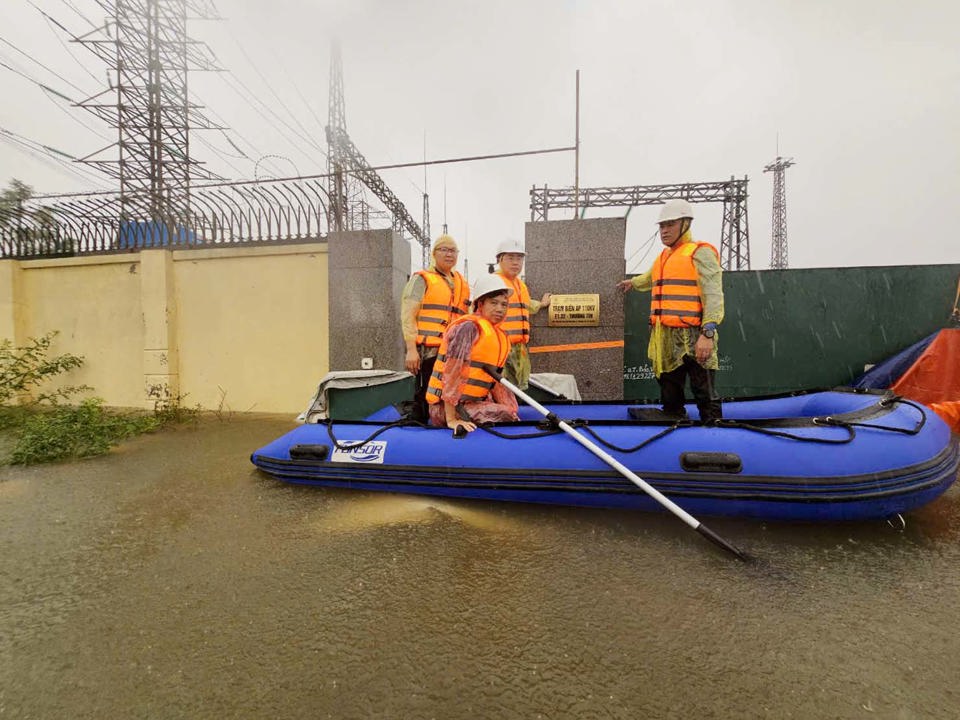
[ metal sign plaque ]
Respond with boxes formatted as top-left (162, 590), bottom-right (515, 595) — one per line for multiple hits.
top-left (547, 293), bottom-right (601, 327)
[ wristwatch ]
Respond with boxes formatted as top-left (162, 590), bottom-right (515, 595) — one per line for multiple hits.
top-left (700, 326), bottom-right (716, 340)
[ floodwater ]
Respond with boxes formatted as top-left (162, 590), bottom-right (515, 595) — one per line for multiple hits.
top-left (1, 416), bottom-right (959, 719)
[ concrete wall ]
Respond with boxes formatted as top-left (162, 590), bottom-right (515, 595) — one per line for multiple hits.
top-left (327, 229), bottom-right (409, 372)
top-left (525, 218), bottom-right (626, 400)
top-left (174, 243), bottom-right (329, 413)
top-left (7, 255), bottom-right (145, 407)
top-left (1, 240), bottom-right (331, 413)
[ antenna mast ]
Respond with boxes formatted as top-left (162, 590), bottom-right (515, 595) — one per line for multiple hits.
top-left (764, 155), bottom-right (795, 269)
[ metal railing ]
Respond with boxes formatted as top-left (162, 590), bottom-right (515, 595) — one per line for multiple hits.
top-left (0, 177), bottom-right (335, 259)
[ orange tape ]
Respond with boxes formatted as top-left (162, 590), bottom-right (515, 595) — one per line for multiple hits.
top-left (528, 340), bottom-right (625, 354)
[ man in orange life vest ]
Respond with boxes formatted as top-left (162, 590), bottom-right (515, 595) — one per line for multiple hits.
top-left (617, 198), bottom-right (725, 422)
top-left (494, 238), bottom-right (552, 390)
top-left (400, 234), bottom-right (470, 420)
top-left (425, 273), bottom-right (519, 433)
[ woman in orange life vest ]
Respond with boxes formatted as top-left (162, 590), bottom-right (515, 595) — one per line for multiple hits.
top-left (616, 198), bottom-right (725, 422)
top-left (400, 234), bottom-right (470, 421)
top-left (425, 273), bottom-right (519, 433)
top-left (494, 238), bottom-right (552, 390)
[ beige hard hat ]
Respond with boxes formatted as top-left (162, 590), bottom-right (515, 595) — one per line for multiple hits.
top-left (657, 199), bottom-right (695, 223)
top-left (432, 234), bottom-right (458, 252)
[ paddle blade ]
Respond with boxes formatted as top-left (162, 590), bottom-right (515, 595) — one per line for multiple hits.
top-left (697, 523), bottom-right (751, 562)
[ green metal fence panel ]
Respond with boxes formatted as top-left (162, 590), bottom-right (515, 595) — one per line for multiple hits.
top-left (624, 264), bottom-right (960, 400)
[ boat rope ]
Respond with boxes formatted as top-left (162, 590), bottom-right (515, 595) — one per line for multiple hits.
top-left (578, 421), bottom-right (690, 453)
top-left (713, 396), bottom-right (926, 443)
top-left (863, 396), bottom-right (927, 434)
top-left (478, 424), bottom-right (562, 439)
top-left (713, 418), bottom-right (857, 444)
top-left (319, 393), bottom-right (925, 453)
top-left (321, 417), bottom-right (426, 451)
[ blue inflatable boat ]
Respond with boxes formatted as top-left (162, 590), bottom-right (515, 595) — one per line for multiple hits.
top-left (250, 389), bottom-right (958, 522)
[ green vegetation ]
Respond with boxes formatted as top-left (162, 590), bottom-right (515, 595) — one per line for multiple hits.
top-left (1, 179), bottom-right (65, 257)
top-left (0, 331), bottom-right (195, 465)
top-left (0, 332), bottom-right (88, 412)
top-left (8, 398), bottom-right (158, 465)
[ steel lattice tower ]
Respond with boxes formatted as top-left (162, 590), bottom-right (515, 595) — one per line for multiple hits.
top-left (326, 41), bottom-right (348, 232)
top-left (75, 0), bottom-right (220, 225)
top-left (764, 156), bottom-right (795, 269)
top-left (421, 192), bottom-right (431, 267)
top-left (325, 42), bottom-right (429, 260)
top-left (326, 42), bottom-right (371, 234)
top-left (530, 178), bottom-right (751, 270)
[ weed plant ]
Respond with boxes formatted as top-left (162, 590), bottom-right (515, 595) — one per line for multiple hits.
top-left (10, 398), bottom-right (159, 464)
top-left (1, 331), bottom-right (198, 465)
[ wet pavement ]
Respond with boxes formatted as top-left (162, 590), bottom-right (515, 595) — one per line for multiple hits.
top-left (1, 415), bottom-right (959, 718)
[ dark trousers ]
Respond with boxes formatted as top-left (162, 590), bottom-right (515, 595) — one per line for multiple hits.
top-left (658, 355), bottom-right (722, 422)
top-left (412, 353), bottom-right (439, 421)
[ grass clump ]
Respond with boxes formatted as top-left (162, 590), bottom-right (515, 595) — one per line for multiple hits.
top-left (1, 331), bottom-right (198, 465)
top-left (9, 398), bottom-right (159, 465)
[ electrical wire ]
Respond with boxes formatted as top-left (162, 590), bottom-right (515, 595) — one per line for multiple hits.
top-left (33, 144), bottom-right (577, 198)
top-left (627, 229), bottom-right (659, 274)
top-left (57, 0), bottom-right (99, 29)
top-left (39, 86), bottom-right (113, 142)
top-left (214, 71), bottom-right (324, 166)
top-left (192, 134), bottom-right (247, 178)
top-left (204, 24), bottom-right (325, 155)
top-left (0, 47), bottom-right (110, 143)
top-left (0, 34), bottom-right (87, 94)
top-left (223, 70), bottom-right (326, 156)
top-left (0, 125), bottom-right (110, 189)
top-left (226, 38), bottom-right (324, 151)
top-left (37, 7), bottom-right (104, 85)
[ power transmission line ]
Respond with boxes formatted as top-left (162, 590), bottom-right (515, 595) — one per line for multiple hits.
top-left (626, 229), bottom-right (659, 274)
top-left (225, 33), bottom-right (325, 152)
top-left (31, 4), bottom-right (104, 85)
top-left (0, 34), bottom-right (87, 94)
top-left (0, 125), bottom-right (111, 188)
top-left (56, 0), bottom-right (100, 29)
top-left (33, 144), bottom-right (578, 198)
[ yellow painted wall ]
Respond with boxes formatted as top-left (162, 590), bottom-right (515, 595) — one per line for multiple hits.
top-left (18, 255), bottom-right (144, 407)
top-left (174, 244), bottom-right (328, 413)
top-left (0, 242), bottom-right (329, 414)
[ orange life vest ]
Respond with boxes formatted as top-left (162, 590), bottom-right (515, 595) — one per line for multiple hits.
top-left (425, 315), bottom-right (510, 404)
top-left (497, 271), bottom-right (531, 345)
top-left (415, 269), bottom-right (470, 347)
top-left (649, 240), bottom-right (719, 328)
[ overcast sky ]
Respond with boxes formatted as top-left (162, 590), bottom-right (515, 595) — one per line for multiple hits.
top-left (1, 0), bottom-right (958, 278)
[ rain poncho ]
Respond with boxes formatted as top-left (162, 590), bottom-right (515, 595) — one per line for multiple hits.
top-left (428, 319), bottom-right (519, 427)
top-left (501, 294), bottom-right (544, 390)
top-left (629, 231), bottom-right (725, 377)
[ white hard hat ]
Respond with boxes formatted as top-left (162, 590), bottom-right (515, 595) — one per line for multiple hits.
top-left (495, 238), bottom-right (525, 259)
top-left (471, 273), bottom-right (510, 304)
top-left (657, 198), bottom-right (695, 223)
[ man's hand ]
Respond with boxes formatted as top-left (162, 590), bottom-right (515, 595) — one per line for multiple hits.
top-left (540, 292), bottom-right (552, 307)
top-left (695, 334), bottom-right (714, 365)
top-left (404, 347), bottom-right (420, 374)
top-left (616, 279), bottom-right (634, 293)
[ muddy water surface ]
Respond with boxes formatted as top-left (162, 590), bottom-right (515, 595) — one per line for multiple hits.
top-left (1, 416), bottom-right (959, 718)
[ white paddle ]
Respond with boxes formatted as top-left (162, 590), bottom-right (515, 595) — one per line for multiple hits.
top-left (500, 376), bottom-right (749, 561)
